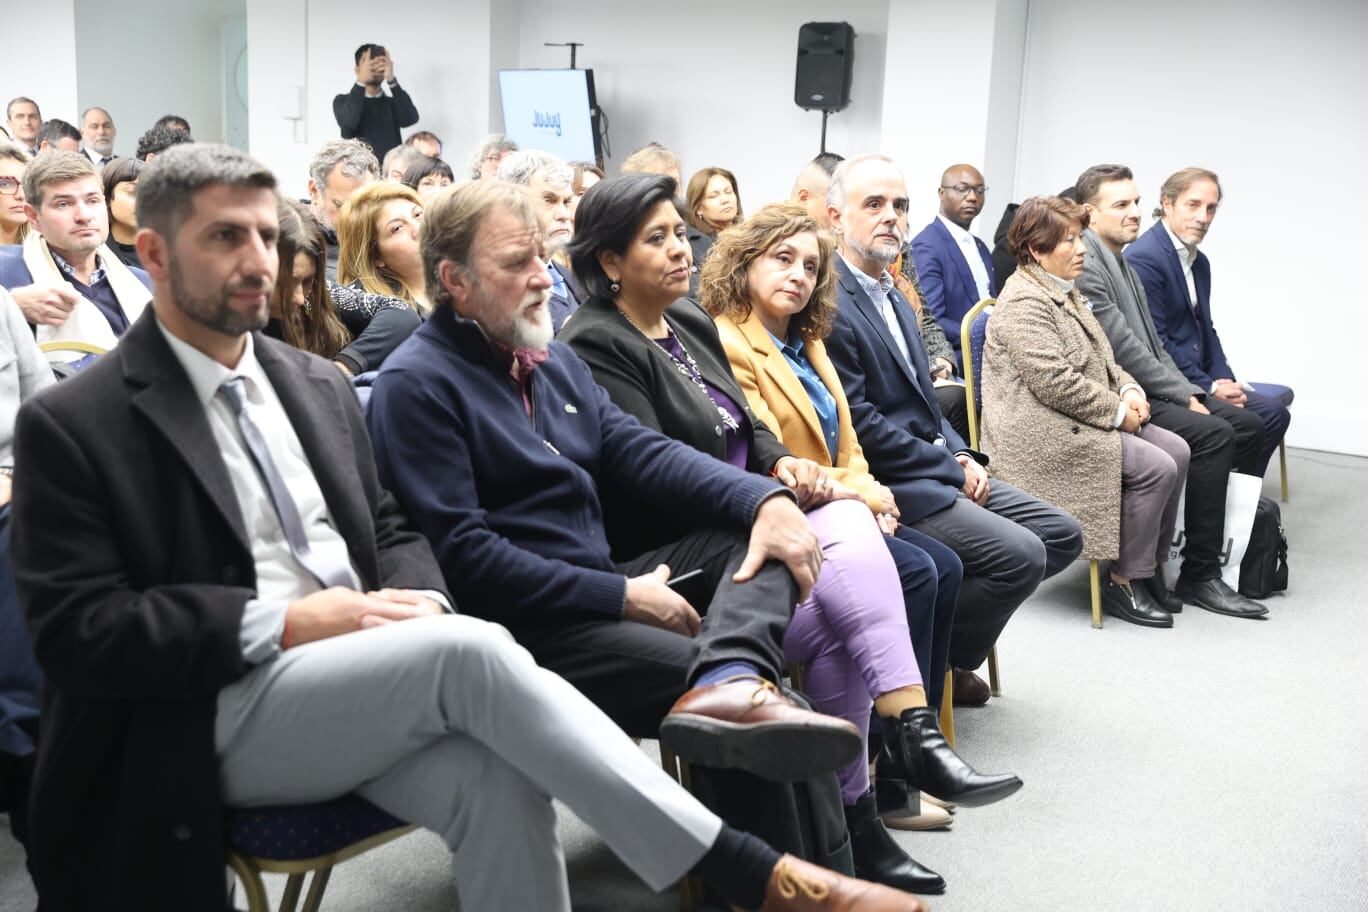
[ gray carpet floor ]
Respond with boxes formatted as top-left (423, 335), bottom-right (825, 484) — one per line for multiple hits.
top-left (4, 447), bottom-right (1366, 911)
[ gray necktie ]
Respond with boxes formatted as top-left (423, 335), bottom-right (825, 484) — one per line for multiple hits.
top-left (217, 377), bottom-right (354, 589)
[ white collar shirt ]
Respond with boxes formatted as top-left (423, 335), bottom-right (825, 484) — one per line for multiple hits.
top-left (841, 252), bottom-right (914, 369)
top-left (1163, 221), bottom-right (1200, 314)
top-left (156, 321), bottom-right (362, 608)
top-left (938, 214), bottom-right (992, 300)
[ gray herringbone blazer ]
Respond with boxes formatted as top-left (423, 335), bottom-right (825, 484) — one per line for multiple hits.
top-left (1077, 229), bottom-right (1202, 405)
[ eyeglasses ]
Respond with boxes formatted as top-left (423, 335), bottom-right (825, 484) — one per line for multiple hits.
top-left (0, 177), bottom-right (19, 196)
top-left (941, 183), bottom-right (987, 197)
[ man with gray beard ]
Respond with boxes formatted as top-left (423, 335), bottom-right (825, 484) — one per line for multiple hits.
top-left (822, 155), bottom-right (1083, 706)
top-left (496, 149), bottom-right (581, 329)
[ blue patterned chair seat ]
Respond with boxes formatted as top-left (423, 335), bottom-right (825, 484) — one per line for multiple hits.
top-left (228, 794), bottom-right (406, 861)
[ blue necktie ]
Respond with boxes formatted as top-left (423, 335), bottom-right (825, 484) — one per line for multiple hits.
top-left (217, 377), bottom-right (354, 589)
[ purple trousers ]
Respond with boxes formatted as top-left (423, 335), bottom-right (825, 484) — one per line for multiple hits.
top-left (783, 499), bottom-right (922, 804)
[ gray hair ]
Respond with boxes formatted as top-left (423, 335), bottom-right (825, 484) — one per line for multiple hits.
top-left (467, 133), bottom-right (518, 179)
top-left (422, 180), bottom-right (539, 310)
top-left (137, 143), bottom-right (277, 238)
top-left (382, 143), bottom-right (425, 179)
top-left (308, 139), bottom-right (379, 189)
top-left (495, 149), bottom-right (572, 189)
top-left (826, 154), bottom-right (900, 213)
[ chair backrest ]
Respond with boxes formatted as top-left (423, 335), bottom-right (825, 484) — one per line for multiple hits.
top-left (959, 298), bottom-right (994, 450)
top-left (39, 340), bottom-right (109, 379)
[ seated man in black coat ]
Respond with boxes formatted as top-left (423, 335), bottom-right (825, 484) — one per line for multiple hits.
top-left (821, 155), bottom-right (1084, 703)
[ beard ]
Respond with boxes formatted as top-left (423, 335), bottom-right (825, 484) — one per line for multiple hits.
top-left (846, 231), bottom-right (902, 267)
top-left (170, 258), bottom-right (271, 336)
top-left (475, 284), bottom-right (554, 352)
top-left (91, 137), bottom-right (115, 156)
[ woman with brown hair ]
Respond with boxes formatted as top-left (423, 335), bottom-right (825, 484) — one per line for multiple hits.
top-left (982, 196), bottom-right (1191, 627)
top-left (273, 199), bottom-right (420, 375)
top-left (336, 182), bottom-right (431, 314)
top-left (568, 160), bottom-right (604, 218)
top-left (0, 144), bottom-right (30, 247)
top-left (683, 167), bottom-right (743, 279)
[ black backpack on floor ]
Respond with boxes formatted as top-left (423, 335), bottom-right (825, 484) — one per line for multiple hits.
top-left (1239, 496), bottom-right (1288, 599)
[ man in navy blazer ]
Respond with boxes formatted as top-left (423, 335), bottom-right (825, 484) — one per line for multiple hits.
top-left (824, 155), bottom-right (1082, 700)
top-left (1126, 168), bottom-right (1291, 476)
top-left (0, 151), bottom-right (152, 337)
top-left (909, 164), bottom-right (996, 355)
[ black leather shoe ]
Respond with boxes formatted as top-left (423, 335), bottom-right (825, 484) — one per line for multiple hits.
top-left (1139, 574), bottom-right (1183, 613)
top-left (876, 707), bottom-right (1022, 808)
top-left (1102, 578), bottom-right (1173, 628)
top-left (1174, 575), bottom-right (1268, 619)
top-left (844, 791), bottom-right (946, 895)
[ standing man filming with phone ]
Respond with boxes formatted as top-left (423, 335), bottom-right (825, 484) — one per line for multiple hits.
top-left (333, 43), bottom-right (420, 163)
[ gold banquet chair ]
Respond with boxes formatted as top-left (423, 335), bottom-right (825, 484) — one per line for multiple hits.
top-left (962, 299), bottom-right (1104, 633)
top-left (227, 797), bottom-right (416, 912)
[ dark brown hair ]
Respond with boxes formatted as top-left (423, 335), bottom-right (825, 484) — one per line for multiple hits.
top-left (1073, 164), bottom-right (1133, 207)
top-left (1007, 196), bottom-right (1091, 265)
top-left (701, 202), bottom-right (837, 343)
top-left (275, 199), bottom-right (352, 358)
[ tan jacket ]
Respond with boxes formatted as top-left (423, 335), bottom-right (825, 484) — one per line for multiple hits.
top-left (716, 310), bottom-right (888, 514)
top-left (980, 264), bottom-right (1138, 559)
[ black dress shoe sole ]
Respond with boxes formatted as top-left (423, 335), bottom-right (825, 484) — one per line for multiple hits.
top-left (879, 773), bottom-right (1024, 808)
top-left (658, 714), bottom-right (861, 782)
top-left (854, 865), bottom-right (947, 896)
top-left (1175, 587), bottom-right (1269, 619)
top-left (1101, 602), bottom-right (1174, 628)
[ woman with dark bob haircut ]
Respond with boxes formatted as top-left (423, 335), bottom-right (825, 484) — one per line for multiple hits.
top-left (400, 155), bottom-right (455, 199)
top-left (101, 156), bottom-right (145, 270)
top-left (562, 175), bottom-right (1021, 896)
top-left (982, 196), bottom-right (1191, 627)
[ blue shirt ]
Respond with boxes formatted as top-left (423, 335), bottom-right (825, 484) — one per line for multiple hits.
top-left (769, 329), bottom-right (840, 463)
top-left (51, 250), bottom-right (129, 336)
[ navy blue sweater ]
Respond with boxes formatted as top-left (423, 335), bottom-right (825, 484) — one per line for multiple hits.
top-left (367, 308), bottom-right (784, 626)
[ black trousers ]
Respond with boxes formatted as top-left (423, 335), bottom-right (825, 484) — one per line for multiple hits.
top-left (1149, 397), bottom-right (1264, 580)
top-left (909, 481), bottom-right (1083, 669)
top-left (936, 384), bottom-right (971, 446)
top-left (514, 527), bottom-right (837, 855)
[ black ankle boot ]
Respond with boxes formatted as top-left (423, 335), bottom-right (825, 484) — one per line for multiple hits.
top-left (843, 790), bottom-right (946, 895)
top-left (878, 706), bottom-right (1023, 808)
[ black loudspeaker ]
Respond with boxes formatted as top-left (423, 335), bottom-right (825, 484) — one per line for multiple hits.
top-left (795, 22), bottom-right (855, 111)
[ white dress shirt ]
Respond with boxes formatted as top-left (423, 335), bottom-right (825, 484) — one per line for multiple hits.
top-left (841, 252), bottom-right (914, 368)
top-left (938, 215), bottom-right (993, 301)
top-left (1162, 222), bottom-right (1200, 316)
top-left (158, 323), bottom-right (367, 663)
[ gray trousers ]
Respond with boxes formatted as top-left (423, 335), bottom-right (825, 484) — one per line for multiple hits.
top-left (215, 614), bottom-right (721, 911)
top-left (1115, 423), bottom-right (1190, 580)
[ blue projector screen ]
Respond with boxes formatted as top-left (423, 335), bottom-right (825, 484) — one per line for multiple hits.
top-left (498, 69), bottom-right (598, 162)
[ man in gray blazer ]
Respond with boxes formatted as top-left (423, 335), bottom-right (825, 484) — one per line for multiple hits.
top-left (1075, 164), bottom-right (1265, 619)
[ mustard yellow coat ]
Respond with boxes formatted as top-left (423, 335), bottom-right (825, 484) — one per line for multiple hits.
top-left (715, 310), bottom-right (888, 514)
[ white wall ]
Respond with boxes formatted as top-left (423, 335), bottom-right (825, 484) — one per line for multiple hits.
top-left (0, 0), bottom-right (78, 134)
top-left (74, 0), bottom-right (241, 151)
top-left (515, 0), bottom-right (891, 214)
top-left (1014, 0), bottom-right (1368, 455)
top-left (881, 0), bottom-right (1028, 238)
top-left (247, 0), bottom-right (494, 198)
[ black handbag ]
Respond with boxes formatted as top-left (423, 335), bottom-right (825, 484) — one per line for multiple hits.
top-left (1238, 496), bottom-right (1288, 599)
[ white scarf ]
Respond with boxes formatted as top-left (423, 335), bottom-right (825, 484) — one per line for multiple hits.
top-left (22, 232), bottom-right (151, 356)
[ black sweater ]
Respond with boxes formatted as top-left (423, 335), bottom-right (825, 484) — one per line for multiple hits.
top-left (332, 82), bottom-right (419, 161)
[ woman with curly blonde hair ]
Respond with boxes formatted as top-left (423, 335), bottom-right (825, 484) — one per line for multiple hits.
top-left (703, 203), bottom-right (1005, 832)
top-left (336, 182), bottom-right (431, 313)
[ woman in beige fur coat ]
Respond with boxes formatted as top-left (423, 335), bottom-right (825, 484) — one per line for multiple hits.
top-left (980, 196), bottom-right (1190, 628)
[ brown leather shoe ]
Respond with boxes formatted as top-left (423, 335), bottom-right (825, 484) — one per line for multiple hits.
top-left (757, 854), bottom-right (930, 911)
top-left (659, 676), bottom-right (861, 782)
top-left (951, 668), bottom-right (990, 707)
